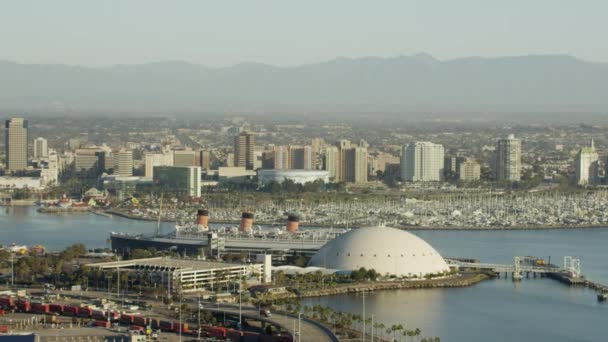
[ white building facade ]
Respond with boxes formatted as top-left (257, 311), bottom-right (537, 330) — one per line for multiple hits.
top-left (401, 142), bottom-right (445, 182)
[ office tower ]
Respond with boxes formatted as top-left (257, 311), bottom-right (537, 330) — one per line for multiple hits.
top-left (494, 134), bottom-right (522, 182)
top-left (144, 152), bottom-right (173, 179)
top-left (344, 146), bottom-right (368, 183)
top-left (261, 151), bottom-right (275, 169)
top-left (199, 150), bottom-right (211, 170)
top-left (458, 159), bottom-right (481, 182)
top-left (401, 142), bottom-right (445, 182)
top-left (153, 166), bottom-right (201, 197)
top-left (324, 146), bottom-right (339, 181)
top-left (575, 140), bottom-right (599, 185)
top-left (115, 149), bottom-right (133, 177)
top-left (74, 148), bottom-right (106, 175)
top-left (290, 145), bottom-right (313, 170)
top-left (5, 118), bottom-right (28, 171)
top-left (273, 145), bottom-right (289, 170)
top-left (173, 149), bottom-right (196, 167)
top-left (41, 149), bottom-right (59, 186)
top-left (33, 137), bottom-right (48, 159)
top-left (234, 131), bottom-right (255, 170)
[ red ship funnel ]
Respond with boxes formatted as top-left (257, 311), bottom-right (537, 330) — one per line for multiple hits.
top-left (287, 214), bottom-right (299, 233)
top-left (240, 212), bottom-right (254, 232)
top-left (197, 209), bottom-right (209, 227)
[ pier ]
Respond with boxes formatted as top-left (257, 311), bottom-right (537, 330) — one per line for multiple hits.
top-left (446, 256), bottom-right (608, 300)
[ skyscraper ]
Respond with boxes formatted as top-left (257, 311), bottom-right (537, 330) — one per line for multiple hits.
top-left (575, 140), bottom-right (599, 185)
top-left (5, 118), bottom-right (28, 171)
top-left (401, 142), bottom-right (445, 182)
top-left (234, 131), bottom-right (255, 170)
top-left (324, 140), bottom-right (367, 183)
top-left (324, 146), bottom-right (339, 180)
top-left (115, 149), bottom-right (133, 177)
top-left (458, 158), bottom-right (481, 182)
top-left (33, 137), bottom-right (48, 159)
top-left (494, 134), bottom-right (522, 182)
top-left (173, 149), bottom-right (196, 167)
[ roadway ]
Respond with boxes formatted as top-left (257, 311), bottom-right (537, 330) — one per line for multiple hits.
top-left (204, 304), bottom-right (338, 342)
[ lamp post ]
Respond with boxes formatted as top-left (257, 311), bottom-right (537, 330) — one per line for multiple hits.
top-left (362, 291), bottom-right (366, 342)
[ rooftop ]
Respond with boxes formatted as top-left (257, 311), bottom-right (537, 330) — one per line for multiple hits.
top-left (86, 257), bottom-right (255, 272)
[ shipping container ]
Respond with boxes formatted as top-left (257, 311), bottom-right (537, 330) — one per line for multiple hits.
top-left (173, 322), bottom-right (190, 334)
top-left (0, 297), bottom-right (15, 308)
top-left (133, 316), bottom-right (148, 326)
top-left (16, 300), bottom-right (31, 312)
top-left (63, 305), bottom-right (79, 316)
top-left (0, 325), bottom-right (8, 333)
top-left (31, 303), bottom-right (50, 314)
top-left (149, 318), bottom-right (160, 329)
top-left (49, 304), bottom-right (64, 315)
top-left (92, 320), bottom-right (111, 328)
top-left (77, 307), bottom-right (93, 318)
top-left (120, 314), bottom-right (135, 325)
top-left (159, 320), bottom-right (173, 332)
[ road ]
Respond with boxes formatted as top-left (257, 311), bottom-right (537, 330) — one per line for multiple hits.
top-left (206, 305), bottom-right (338, 342)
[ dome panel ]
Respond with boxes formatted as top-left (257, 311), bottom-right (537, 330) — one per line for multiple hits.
top-left (308, 227), bottom-right (450, 277)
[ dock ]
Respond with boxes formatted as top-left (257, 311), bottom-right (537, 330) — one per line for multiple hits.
top-left (446, 256), bottom-right (608, 301)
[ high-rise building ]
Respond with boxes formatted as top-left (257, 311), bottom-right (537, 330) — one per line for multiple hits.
top-left (324, 140), bottom-right (368, 183)
top-left (144, 152), bottom-right (173, 179)
top-left (5, 118), bottom-right (28, 171)
top-left (41, 149), bottom-right (59, 186)
top-left (458, 159), bottom-right (481, 182)
top-left (114, 149), bottom-right (133, 177)
top-left (33, 137), bottom-right (48, 159)
top-left (173, 150), bottom-right (196, 167)
top-left (575, 140), bottom-right (599, 185)
top-left (344, 146), bottom-right (368, 183)
top-left (401, 142), bottom-right (445, 182)
top-left (273, 145), bottom-right (289, 170)
top-left (290, 145), bottom-right (313, 170)
top-left (234, 131), bottom-right (255, 170)
top-left (199, 150), bottom-right (211, 170)
top-left (324, 146), bottom-right (339, 181)
top-left (494, 134), bottom-right (522, 182)
top-left (74, 148), bottom-right (106, 175)
top-left (153, 166), bottom-right (201, 197)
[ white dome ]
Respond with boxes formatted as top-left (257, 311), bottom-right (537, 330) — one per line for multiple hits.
top-left (308, 227), bottom-right (450, 277)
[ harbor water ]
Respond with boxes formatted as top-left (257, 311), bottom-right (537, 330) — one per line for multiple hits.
top-left (2, 206), bottom-right (608, 341)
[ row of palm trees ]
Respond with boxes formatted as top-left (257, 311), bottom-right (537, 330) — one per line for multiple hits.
top-left (302, 304), bottom-right (440, 342)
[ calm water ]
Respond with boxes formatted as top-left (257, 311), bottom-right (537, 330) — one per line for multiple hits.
top-left (2, 206), bottom-right (608, 341)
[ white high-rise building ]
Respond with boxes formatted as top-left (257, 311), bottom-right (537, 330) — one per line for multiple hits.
top-left (33, 137), bottom-right (48, 159)
top-left (115, 149), bottom-right (133, 177)
top-left (401, 142), bottom-right (445, 182)
top-left (575, 140), bottom-right (599, 185)
top-left (41, 149), bottom-right (59, 186)
top-left (494, 134), bottom-right (522, 182)
top-left (144, 152), bottom-right (174, 179)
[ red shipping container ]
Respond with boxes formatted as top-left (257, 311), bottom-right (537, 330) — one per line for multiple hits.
top-left (49, 304), bottom-right (64, 314)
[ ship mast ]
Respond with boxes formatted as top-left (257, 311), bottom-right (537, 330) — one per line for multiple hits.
top-left (156, 192), bottom-right (164, 237)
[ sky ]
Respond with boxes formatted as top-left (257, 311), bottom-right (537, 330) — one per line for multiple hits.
top-left (1, 0), bottom-right (607, 67)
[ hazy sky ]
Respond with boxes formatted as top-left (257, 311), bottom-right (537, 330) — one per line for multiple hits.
top-left (2, 0), bottom-right (607, 67)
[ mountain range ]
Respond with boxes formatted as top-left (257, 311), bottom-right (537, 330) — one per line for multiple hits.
top-left (1, 53), bottom-right (607, 114)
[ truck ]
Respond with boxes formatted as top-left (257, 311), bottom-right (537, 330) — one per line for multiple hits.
top-left (259, 309), bottom-right (271, 317)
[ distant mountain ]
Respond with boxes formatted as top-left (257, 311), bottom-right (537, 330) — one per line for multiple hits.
top-left (1, 54), bottom-right (607, 114)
